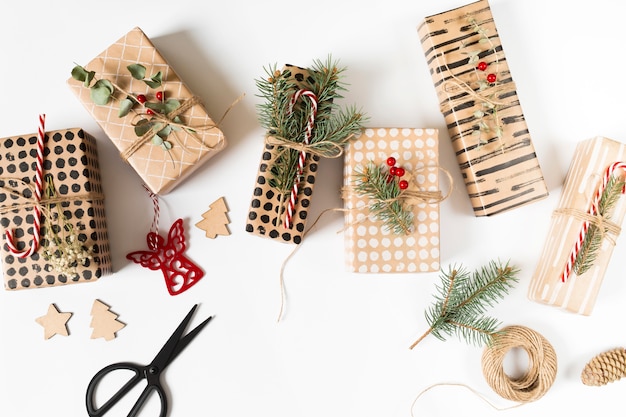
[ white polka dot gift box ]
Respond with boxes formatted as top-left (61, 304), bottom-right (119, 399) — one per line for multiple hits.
top-left (343, 128), bottom-right (442, 273)
top-left (68, 27), bottom-right (226, 195)
top-left (0, 127), bottom-right (111, 291)
top-left (529, 137), bottom-right (626, 315)
top-left (417, 0), bottom-right (548, 216)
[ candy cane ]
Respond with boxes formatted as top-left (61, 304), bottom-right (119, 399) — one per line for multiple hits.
top-left (283, 89), bottom-right (318, 229)
top-left (5, 114), bottom-right (45, 258)
top-left (560, 161), bottom-right (626, 282)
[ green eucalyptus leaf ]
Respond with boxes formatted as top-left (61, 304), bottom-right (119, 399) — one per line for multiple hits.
top-left (157, 125), bottom-right (172, 138)
top-left (71, 65), bottom-right (88, 82)
top-left (152, 136), bottom-right (164, 145)
top-left (144, 71), bottom-right (162, 88)
top-left (145, 102), bottom-right (165, 112)
top-left (118, 98), bottom-right (134, 118)
top-left (164, 99), bottom-right (180, 114)
top-left (161, 141), bottom-right (172, 150)
top-left (90, 79), bottom-right (114, 105)
top-left (134, 119), bottom-right (153, 137)
top-left (127, 64), bottom-right (146, 80)
top-left (84, 70), bottom-right (95, 87)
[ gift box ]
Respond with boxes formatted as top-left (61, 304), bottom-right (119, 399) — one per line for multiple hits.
top-left (67, 27), bottom-right (226, 195)
top-left (343, 128), bottom-right (442, 273)
top-left (246, 62), bottom-right (363, 244)
top-left (1, 127), bottom-right (111, 290)
top-left (528, 136), bottom-right (626, 315)
top-left (417, 0), bottom-right (548, 216)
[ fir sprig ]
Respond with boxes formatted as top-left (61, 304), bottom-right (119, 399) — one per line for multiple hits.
top-left (409, 259), bottom-right (519, 349)
top-left (256, 57), bottom-right (365, 198)
top-left (573, 175), bottom-right (626, 275)
top-left (353, 161), bottom-right (413, 235)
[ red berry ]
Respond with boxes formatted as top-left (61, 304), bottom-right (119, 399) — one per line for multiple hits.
top-left (389, 166), bottom-right (398, 176)
top-left (136, 94), bottom-right (147, 104)
top-left (146, 108), bottom-right (155, 116)
top-left (386, 157), bottom-right (396, 167)
top-left (476, 61), bottom-right (488, 71)
top-left (395, 167), bottom-right (405, 177)
top-left (487, 73), bottom-right (497, 83)
top-left (156, 91), bottom-right (164, 101)
top-left (386, 174), bottom-right (394, 184)
top-left (399, 180), bottom-right (409, 190)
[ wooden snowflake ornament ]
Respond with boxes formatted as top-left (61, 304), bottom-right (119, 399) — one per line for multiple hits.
top-left (196, 197), bottom-right (231, 238)
top-left (35, 304), bottom-right (72, 339)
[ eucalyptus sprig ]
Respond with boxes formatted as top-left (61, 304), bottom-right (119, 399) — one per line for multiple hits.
top-left (573, 174), bottom-right (626, 275)
top-left (409, 259), bottom-right (519, 349)
top-left (41, 176), bottom-right (93, 278)
top-left (71, 63), bottom-right (184, 151)
top-left (256, 57), bottom-right (366, 198)
top-left (353, 161), bottom-right (413, 235)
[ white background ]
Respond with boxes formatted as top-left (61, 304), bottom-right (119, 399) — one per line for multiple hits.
top-left (1, 0), bottom-right (626, 416)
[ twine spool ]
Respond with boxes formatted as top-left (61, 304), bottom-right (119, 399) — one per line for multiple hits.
top-left (482, 325), bottom-right (557, 403)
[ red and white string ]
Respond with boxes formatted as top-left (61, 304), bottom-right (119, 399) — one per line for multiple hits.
top-left (284, 89), bottom-right (318, 229)
top-left (560, 161), bottom-right (626, 282)
top-left (143, 183), bottom-right (160, 234)
top-left (5, 114), bottom-right (45, 258)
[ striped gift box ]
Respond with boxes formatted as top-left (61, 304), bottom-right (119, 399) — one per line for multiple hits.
top-left (417, 0), bottom-right (548, 216)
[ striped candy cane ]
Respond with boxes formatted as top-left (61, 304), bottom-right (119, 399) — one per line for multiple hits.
top-left (5, 114), bottom-right (46, 258)
top-left (560, 161), bottom-right (626, 282)
top-left (283, 89), bottom-right (318, 229)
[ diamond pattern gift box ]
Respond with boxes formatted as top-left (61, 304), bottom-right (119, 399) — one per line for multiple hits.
top-left (343, 128), bottom-right (442, 273)
top-left (67, 27), bottom-right (226, 195)
top-left (528, 137), bottom-right (626, 315)
top-left (0, 128), bottom-right (111, 290)
top-left (417, 0), bottom-right (548, 216)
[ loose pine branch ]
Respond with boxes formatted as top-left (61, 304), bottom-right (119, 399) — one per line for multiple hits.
top-left (409, 260), bottom-right (519, 349)
top-left (255, 57), bottom-right (366, 197)
top-left (573, 175), bottom-right (626, 275)
top-left (353, 162), bottom-right (413, 235)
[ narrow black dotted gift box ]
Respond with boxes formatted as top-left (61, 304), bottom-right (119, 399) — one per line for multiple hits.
top-left (0, 128), bottom-right (111, 290)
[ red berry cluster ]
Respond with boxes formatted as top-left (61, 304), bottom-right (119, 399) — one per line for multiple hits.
top-left (476, 61), bottom-right (496, 84)
top-left (135, 91), bottom-right (166, 116)
top-left (386, 156), bottom-right (409, 190)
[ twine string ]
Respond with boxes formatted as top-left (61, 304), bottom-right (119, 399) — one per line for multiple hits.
top-left (142, 183), bottom-right (160, 234)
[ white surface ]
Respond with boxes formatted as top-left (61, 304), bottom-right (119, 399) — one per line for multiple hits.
top-left (1, 0), bottom-right (626, 416)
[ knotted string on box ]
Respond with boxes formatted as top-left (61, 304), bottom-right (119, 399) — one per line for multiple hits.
top-left (410, 325), bottom-right (557, 415)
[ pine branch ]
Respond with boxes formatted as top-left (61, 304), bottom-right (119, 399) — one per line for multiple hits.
top-left (353, 162), bottom-right (413, 235)
top-left (573, 175), bottom-right (626, 275)
top-left (409, 260), bottom-right (519, 349)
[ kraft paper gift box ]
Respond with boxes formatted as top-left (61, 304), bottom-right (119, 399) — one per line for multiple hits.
top-left (528, 137), bottom-right (626, 315)
top-left (245, 64), bottom-right (322, 245)
top-left (68, 27), bottom-right (226, 195)
top-left (343, 128), bottom-right (442, 273)
top-left (0, 127), bottom-right (111, 290)
top-left (417, 0), bottom-right (548, 216)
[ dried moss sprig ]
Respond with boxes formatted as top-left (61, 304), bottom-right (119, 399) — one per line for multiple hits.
top-left (41, 176), bottom-right (93, 278)
top-left (353, 161), bottom-right (413, 235)
top-left (256, 57), bottom-right (366, 198)
top-left (573, 174), bottom-right (626, 275)
top-left (409, 260), bottom-right (519, 349)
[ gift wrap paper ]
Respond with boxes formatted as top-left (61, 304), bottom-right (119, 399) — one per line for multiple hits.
top-left (417, 0), bottom-right (548, 216)
top-left (0, 128), bottom-right (111, 290)
top-left (528, 137), bottom-right (626, 315)
top-left (68, 27), bottom-right (226, 195)
top-left (246, 64), bottom-right (320, 245)
top-left (344, 128), bottom-right (440, 273)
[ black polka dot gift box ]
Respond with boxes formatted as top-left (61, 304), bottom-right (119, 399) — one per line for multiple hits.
top-left (417, 0), bottom-right (548, 216)
top-left (0, 128), bottom-right (111, 290)
top-left (67, 27), bottom-right (226, 195)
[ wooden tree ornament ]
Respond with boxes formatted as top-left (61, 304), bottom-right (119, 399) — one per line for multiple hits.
top-left (195, 197), bottom-right (231, 238)
top-left (90, 299), bottom-right (125, 341)
top-left (35, 303), bottom-right (72, 339)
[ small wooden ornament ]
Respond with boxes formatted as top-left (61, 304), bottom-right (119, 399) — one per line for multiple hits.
top-left (196, 197), bottom-right (231, 238)
top-left (90, 299), bottom-right (125, 341)
top-left (35, 304), bottom-right (72, 339)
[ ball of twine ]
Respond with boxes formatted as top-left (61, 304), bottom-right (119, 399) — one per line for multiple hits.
top-left (481, 325), bottom-right (557, 403)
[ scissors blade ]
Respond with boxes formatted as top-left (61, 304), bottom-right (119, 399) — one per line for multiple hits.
top-left (167, 315), bottom-right (213, 364)
top-left (150, 304), bottom-right (200, 371)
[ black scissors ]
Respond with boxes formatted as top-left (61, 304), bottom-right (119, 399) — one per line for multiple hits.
top-left (86, 304), bottom-right (213, 417)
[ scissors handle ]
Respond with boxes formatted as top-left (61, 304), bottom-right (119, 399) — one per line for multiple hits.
top-left (86, 362), bottom-right (168, 417)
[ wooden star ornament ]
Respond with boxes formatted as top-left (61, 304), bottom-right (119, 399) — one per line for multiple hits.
top-left (35, 304), bottom-right (72, 339)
